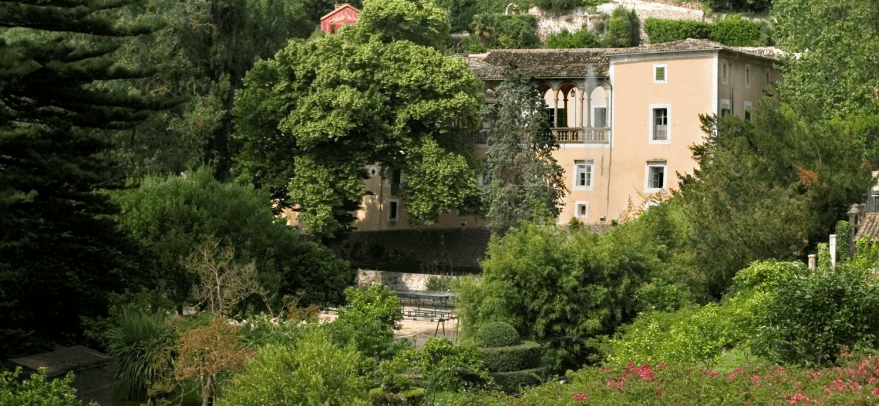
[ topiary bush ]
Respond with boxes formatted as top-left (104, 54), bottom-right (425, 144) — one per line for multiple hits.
top-left (473, 322), bottom-right (544, 393)
top-left (474, 322), bottom-right (521, 348)
top-left (369, 387), bottom-right (426, 406)
top-left (489, 369), bottom-right (543, 394)
top-left (481, 341), bottom-right (542, 372)
top-left (643, 16), bottom-right (764, 47)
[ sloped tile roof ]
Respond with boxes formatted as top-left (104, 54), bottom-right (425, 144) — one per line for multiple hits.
top-left (468, 48), bottom-right (609, 81)
top-left (467, 39), bottom-right (779, 81)
top-left (856, 213), bottom-right (879, 241)
top-left (607, 38), bottom-right (780, 60)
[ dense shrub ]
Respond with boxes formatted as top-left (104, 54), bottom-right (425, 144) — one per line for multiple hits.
top-left (106, 308), bottom-right (178, 401)
top-left (327, 285), bottom-right (409, 364)
top-left (608, 260), bottom-right (797, 367)
top-left (481, 341), bottom-right (542, 372)
top-left (470, 13), bottom-right (539, 49)
top-left (533, 0), bottom-right (580, 13)
top-left (604, 6), bottom-right (639, 48)
top-left (545, 27), bottom-right (601, 48)
top-left (705, 0), bottom-right (771, 13)
top-left (369, 387), bottom-right (426, 406)
top-left (644, 16), bottom-right (764, 46)
top-left (113, 168), bottom-right (350, 312)
top-left (710, 15), bottom-right (765, 46)
top-left (643, 18), bottom-right (711, 44)
top-left (473, 322), bottom-right (521, 348)
top-left (219, 328), bottom-right (371, 406)
top-left (383, 338), bottom-right (490, 394)
top-left (456, 222), bottom-right (661, 371)
top-left (0, 368), bottom-right (97, 406)
top-left (753, 263), bottom-right (879, 366)
top-left (489, 369), bottom-right (544, 394)
top-left (237, 314), bottom-right (310, 348)
top-left (482, 357), bottom-right (879, 406)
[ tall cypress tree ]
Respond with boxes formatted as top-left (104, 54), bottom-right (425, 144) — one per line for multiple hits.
top-left (483, 65), bottom-right (567, 235)
top-left (0, 0), bottom-right (177, 358)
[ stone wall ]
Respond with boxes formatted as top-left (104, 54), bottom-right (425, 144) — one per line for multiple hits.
top-left (530, 0), bottom-right (709, 43)
top-left (356, 269), bottom-right (436, 291)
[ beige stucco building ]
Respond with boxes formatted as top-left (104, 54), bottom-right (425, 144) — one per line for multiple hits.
top-left (290, 39), bottom-right (781, 232)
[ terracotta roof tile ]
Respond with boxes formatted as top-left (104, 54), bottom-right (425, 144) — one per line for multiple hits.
top-left (467, 39), bottom-right (779, 81)
top-left (468, 48), bottom-right (609, 81)
top-left (856, 213), bottom-right (879, 241)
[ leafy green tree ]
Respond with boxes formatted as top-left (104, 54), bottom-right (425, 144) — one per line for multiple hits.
top-left (111, 168), bottom-right (350, 312)
top-left (219, 328), bottom-right (371, 406)
top-left (0, 0), bottom-right (176, 358)
top-left (774, 0), bottom-right (879, 119)
top-left (326, 285), bottom-right (409, 364)
top-left (104, 0), bottom-right (326, 179)
top-left (679, 106), bottom-right (872, 296)
top-left (603, 5), bottom-right (639, 48)
top-left (0, 368), bottom-right (97, 406)
top-left (234, 0), bottom-right (483, 238)
top-left (482, 67), bottom-right (566, 235)
top-left (456, 222), bottom-right (661, 371)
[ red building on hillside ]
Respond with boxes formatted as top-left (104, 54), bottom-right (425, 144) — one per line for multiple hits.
top-left (320, 3), bottom-right (360, 34)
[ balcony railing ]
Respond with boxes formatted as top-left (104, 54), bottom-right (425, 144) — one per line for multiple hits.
top-left (653, 125), bottom-right (668, 141)
top-left (474, 127), bottom-right (611, 144)
top-left (552, 127), bottom-right (610, 144)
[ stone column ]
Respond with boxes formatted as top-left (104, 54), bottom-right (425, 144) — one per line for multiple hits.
top-left (563, 91), bottom-right (569, 128)
top-left (553, 88), bottom-right (560, 128)
top-left (808, 254), bottom-right (816, 269)
top-left (578, 87), bottom-right (585, 128)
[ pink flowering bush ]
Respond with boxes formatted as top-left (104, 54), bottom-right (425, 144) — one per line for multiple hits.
top-left (483, 355), bottom-right (879, 406)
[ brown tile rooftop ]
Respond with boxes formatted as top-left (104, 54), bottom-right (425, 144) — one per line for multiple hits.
top-left (467, 39), bottom-right (779, 81)
top-left (856, 212), bottom-right (879, 241)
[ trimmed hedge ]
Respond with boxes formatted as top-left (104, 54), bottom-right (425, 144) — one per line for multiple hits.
top-left (644, 17), bottom-right (764, 47)
top-left (369, 387), bottom-right (425, 406)
top-left (474, 322), bottom-right (521, 348)
top-left (490, 368), bottom-right (544, 394)
top-left (480, 341), bottom-right (542, 372)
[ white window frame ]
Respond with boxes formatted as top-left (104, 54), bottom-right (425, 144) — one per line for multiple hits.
top-left (644, 161), bottom-right (667, 193)
top-left (575, 201), bottom-right (589, 219)
top-left (387, 199), bottom-right (400, 222)
top-left (573, 160), bottom-right (594, 191)
top-left (649, 104), bottom-right (671, 144)
top-left (592, 105), bottom-right (607, 128)
top-left (722, 62), bottom-right (729, 84)
top-left (744, 101), bottom-right (753, 122)
top-left (653, 64), bottom-right (668, 84)
top-left (745, 64), bottom-right (751, 88)
top-left (720, 99), bottom-right (731, 117)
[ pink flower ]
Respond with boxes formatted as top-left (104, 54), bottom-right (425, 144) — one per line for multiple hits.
top-left (572, 392), bottom-right (589, 402)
